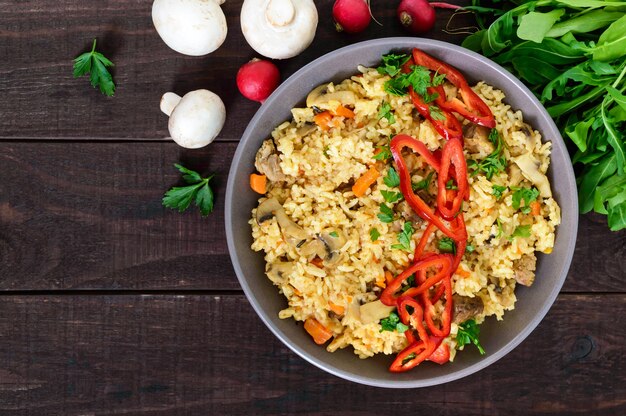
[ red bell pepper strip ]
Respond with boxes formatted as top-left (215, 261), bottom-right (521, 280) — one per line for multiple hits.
top-left (414, 222), bottom-right (437, 261)
top-left (450, 213), bottom-right (467, 273)
top-left (409, 87), bottom-right (463, 141)
top-left (389, 340), bottom-right (437, 372)
top-left (397, 296), bottom-right (429, 343)
top-left (428, 337), bottom-right (450, 364)
top-left (437, 138), bottom-right (468, 220)
top-left (390, 134), bottom-right (441, 172)
top-left (423, 273), bottom-right (453, 338)
top-left (411, 48), bottom-right (496, 128)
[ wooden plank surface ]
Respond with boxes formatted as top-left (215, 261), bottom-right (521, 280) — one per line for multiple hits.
top-left (1, 142), bottom-right (624, 291)
top-left (0, 294), bottom-right (624, 416)
top-left (0, 0), bottom-right (468, 140)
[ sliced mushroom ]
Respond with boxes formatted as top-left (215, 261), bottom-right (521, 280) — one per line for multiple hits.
top-left (464, 124), bottom-right (494, 156)
top-left (275, 209), bottom-right (308, 247)
top-left (318, 231), bottom-right (347, 267)
top-left (296, 123), bottom-right (317, 137)
top-left (256, 197), bottom-right (283, 225)
top-left (299, 238), bottom-right (326, 259)
top-left (512, 153), bottom-right (552, 197)
top-left (255, 139), bottom-right (286, 182)
top-left (306, 84), bottom-right (357, 110)
top-left (266, 262), bottom-right (294, 284)
top-left (359, 300), bottom-right (396, 324)
top-left (453, 295), bottom-right (484, 324)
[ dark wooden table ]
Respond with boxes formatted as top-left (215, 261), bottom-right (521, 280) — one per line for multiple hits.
top-left (1, 1), bottom-right (625, 415)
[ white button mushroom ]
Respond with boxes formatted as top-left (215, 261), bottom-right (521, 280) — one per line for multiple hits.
top-left (240, 0), bottom-right (318, 59)
top-left (160, 90), bottom-right (226, 149)
top-left (152, 0), bottom-right (227, 56)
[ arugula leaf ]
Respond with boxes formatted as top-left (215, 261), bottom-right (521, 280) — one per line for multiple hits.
top-left (378, 203), bottom-right (395, 223)
top-left (391, 222), bottom-right (414, 251)
top-left (413, 171), bottom-right (434, 191)
top-left (438, 237), bottom-right (456, 254)
top-left (508, 225), bottom-right (531, 241)
top-left (379, 312), bottom-right (408, 333)
top-left (492, 184), bottom-right (507, 199)
top-left (373, 145), bottom-right (392, 161)
top-left (517, 9), bottom-right (565, 44)
top-left (511, 187), bottom-right (540, 214)
top-left (378, 101), bottom-right (396, 124)
top-left (468, 128), bottom-right (507, 180)
top-left (73, 39), bottom-right (115, 96)
top-left (370, 227), bottom-right (381, 242)
top-left (384, 167), bottom-right (401, 188)
top-left (592, 14), bottom-right (626, 62)
top-left (163, 164), bottom-right (215, 216)
top-left (381, 190), bottom-right (403, 203)
top-left (377, 53), bottom-right (411, 77)
top-left (456, 319), bottom-right (485, 355)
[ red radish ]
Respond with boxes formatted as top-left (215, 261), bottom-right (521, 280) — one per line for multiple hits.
top-left (236, 58), bottom-right (280, 103)
top-left (333, 0), bottom-right (372, 34)
top-left (397, 0), bottom-right (460, 35)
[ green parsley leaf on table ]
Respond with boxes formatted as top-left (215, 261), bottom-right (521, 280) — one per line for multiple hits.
top-left (370, 227), bottom-right (381, 242)
top-left (456, 319), bottom-right (485, 355)
top-left (392, 222), bottom-right (414, 251)
top-left (508, 225), bottom-right (531, 241)
top-left (163, 164), bottom-right (215, 216)
top-left (378, 101), bottom-right (396, 124)
top-left (73, 39), bottom-right (115, 96)
top-left (511, 187), bottom-right (540, 214)
top-left (379, 312), bottom-right (408, 333)
top-left (384, 167), bottom-right (401, 188)
top-left (492, 184), bottom-right (507, 199)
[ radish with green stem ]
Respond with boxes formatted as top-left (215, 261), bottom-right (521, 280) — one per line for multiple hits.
top-left (397, 0), bottom-right (460, 35)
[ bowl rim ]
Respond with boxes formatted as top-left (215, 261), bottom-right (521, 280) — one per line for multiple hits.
top-left (225, 37), bottom-right (578, 388)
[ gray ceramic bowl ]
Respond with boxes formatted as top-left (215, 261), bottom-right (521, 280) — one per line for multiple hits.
top-left (225, 38), bottom-right (578, 388)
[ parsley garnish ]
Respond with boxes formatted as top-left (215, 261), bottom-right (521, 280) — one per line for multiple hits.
top-left (467, 128), bottom-right (507, 180)
top-left (384, 65), bottom-right (433, 97)
top-left (391, 222), bottom-right (414, 251)
top-left (370, 227), bottom-right (381, 241)
top-left (379, 312), bottom-right (409, 333)
top-left (378, 203), bottom-right (395, 223)
top-left (402, 274), bottom-right (416, 292)
top-left (492, 185), bottom-right (507, 199)
top-left (438, 237), bottom-right (456, 254)
top-left (162, 164), bottom-right (215, 216)
top-left (508, 225), bottom-right (531, 241)
top-left (323, 146), bottom-right (330, 158)
top-left (456, 319), bottom-right (485, 354)
top-left (429, 105), bottom-right (447, 121)
top-left (384, 167), bottom-right (401, 188)
top-left (373, 145), bottom-right (392, 161)
top-left (377, 53), bottom-right (411, 77)
top-left (381, 190), bottom-right (403, 203)
top-left (412, 171), bottom-right (434, 191)
top-left (511, 187), bottom-right (540, 214)
top-left (329, 231), bottom-right (339, 238)
top-left (496, 218), bottom-right (504, 238)
top-left (446, 179), bottom-right (458, 190)
top-left (466, 244), bottom-right (475, 253)
top-left (378, 101), bottom-right (396, 124)
top-left (73, 39), bottom-right (115, 96)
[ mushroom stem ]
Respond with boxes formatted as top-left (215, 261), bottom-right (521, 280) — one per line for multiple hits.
top-left (160, 92), bottom-right (182, 116)
top-left (266, 0), bottom-right (295, 27)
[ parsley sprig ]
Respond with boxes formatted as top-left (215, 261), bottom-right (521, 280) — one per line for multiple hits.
top-left (511, 187), bottom-right (539, 214)
top-left (492, 184), bottom-right (507, 199)
top-left (384, 167), bottom-right (401, 188)
top-left (378, 101), bottom-right (396, 124)
top-left (377, 53), bottom-right (411, 77)
top-left (457, 319), bottom-right (485, 355)
top-left (392, 222), bottom-right (414, 251)
top-left (73, 39), bottom-right (115, 96)
top-left (508, 224), bottom-right (531, 241)
top-left (163, 164), bottom-right (215, 216)
top-left (467, 128), bottom-right (507, 180)
top-left (373, 144), bottom-right (392, 161)
top-left (380, 312), bottom-right (409, 333)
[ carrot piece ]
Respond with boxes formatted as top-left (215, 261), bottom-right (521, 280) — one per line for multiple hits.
top-left (455, 267), bottom-right (471, 278)
top-left (352, 166), bottom-right (380, 197)
top-left (310, 257), bottom-right (324, 268)
top-left (530, 200), bottom-right (541, 216)
top-left (385, 270), bottom-right (394, 284)
top-left (304, 318), bottom-right (333, 345)
top-left (314, 111), bottom-right (333, 131)
top-left (328, 301), bottom-right (345, 316)
top-left (249, 173), bottom-right (267, 194)
top-left (334, 104), bottom-right (355, 118)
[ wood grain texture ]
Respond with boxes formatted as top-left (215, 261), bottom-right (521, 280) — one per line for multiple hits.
top-left (0, 0), bottom-right (469, 140)
top-left (0, 142), bottom-right (624, 291)
top-left (0, 294), bottom-right (624, 416)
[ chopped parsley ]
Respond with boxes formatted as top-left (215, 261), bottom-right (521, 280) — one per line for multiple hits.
top-left (378, 101), bottom-right (396, 124)
top-left (446, 179), bottom-right (458, 190)
top-left (391, 222), bottom-right (414, 251)
top-left (378, 203), bottom-right (395, 223)
top-left (429, 105), bottom-right (447, 121)
top-left (511, 187), bottom-right (540, 214)
top-left (370, 227), bottom-right (381, 241)
top-left (373, 144), bottom-right (392, 161)
top-left (496, 218), bottom-right (504, 238)
top-left (466, 243), bottom-right (475, 253)
top-left (438, 237), bottom-right (456, 254)
top-left (381, 190), bottom-right (403, 203)
top-left (492, 184), bottom-right (507, 199)
top-left (508, 225), bottom-right (531, 241)
top-left (329, 231), bottom-right (338, 238)
top-left (456, 319), bottom-right (485, 355)
top-left (323, 146), bottom-right (330, 158)
top-left (162, 164), bottom-right (215, 216)
top-left (384, 167), bottom-right (401, 188)
top-left (377, 53), bottom-right (411, 77)
top-left (379, 311), bottom-right (409, 333)
top-left (412, 171), bottom-right (434, 191)
top-left (467, 128), bottom-right (507, 180)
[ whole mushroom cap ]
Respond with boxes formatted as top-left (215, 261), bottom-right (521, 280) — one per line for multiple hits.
top-left (241, 0), bottom-right (318, 60)
top-left (152, 0), bottom-right (227, 56)
top-left (165, 90), bottom-right (226, 149)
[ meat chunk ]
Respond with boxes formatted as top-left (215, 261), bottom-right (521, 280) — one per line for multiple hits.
top-left (453, 294), bottom-right (484, 324)
top-left (513, 253), bottom-right (537, 286)
top-left (255, 139), bottom-right (286, 182)
top-left (463, 124), bottom-right (494, 157)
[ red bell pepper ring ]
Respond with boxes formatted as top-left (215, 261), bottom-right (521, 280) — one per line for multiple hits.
top-left (414, 222), bottom-right (437, 261)
top-left (437, 138), bottom-right (468, 220)
top-left (423, 274), bottom-right (453, 338)
top-left (397, 296), bottom-right (429, 343)
top-left (390, 134), bottom-right (441, 172)
top-left (380, 254), bottom-right (453, 306)
top-left (390, 135), bottom-right (465, 241)
top-left (411, 48), bottom-right (496, 128)
top-left (409, 87), bottom-right (463, 141)
top-left (450, 213), bottom-right (468, 273)
top-left (427, 337), bottom-right (450, 364)
top-left (389, 339), bottom-right (437, 373)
